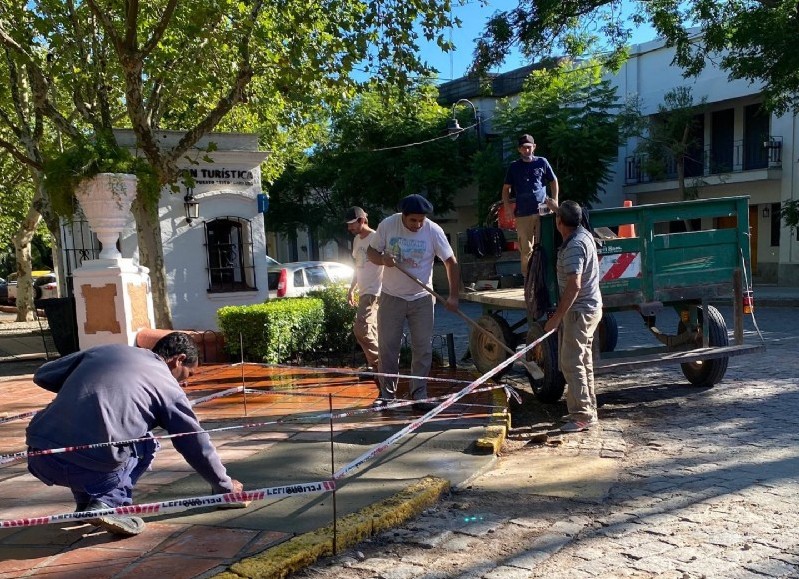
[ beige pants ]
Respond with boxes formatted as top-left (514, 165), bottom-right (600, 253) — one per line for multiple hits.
top-left (516, 214), bottom-right (541, 276)
top-left (559, 309), bottom-right (603, 422)
top-left (354, 293), bottom-right (379, 368)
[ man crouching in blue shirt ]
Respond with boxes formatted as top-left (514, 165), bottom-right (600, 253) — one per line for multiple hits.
top-left (26, 332), bottom-right (245, 536)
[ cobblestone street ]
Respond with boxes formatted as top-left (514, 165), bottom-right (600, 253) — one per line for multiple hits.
top-left (298, 305), bottom-right (799, 578)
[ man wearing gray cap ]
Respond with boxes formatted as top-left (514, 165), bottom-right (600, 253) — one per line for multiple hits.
top-left (367, 194), bottom-right (460, 411)
top-left (345, 206), bottom-right (382, 383)
top-left (502, 134), bottom-right (559, 276)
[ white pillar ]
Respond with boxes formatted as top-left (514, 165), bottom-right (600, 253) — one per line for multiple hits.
top-left (74, 173), bottom-right (155, 348)
top-left (74, 259), bottom-right (155, 349)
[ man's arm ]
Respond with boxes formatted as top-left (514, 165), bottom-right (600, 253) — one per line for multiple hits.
top-left (544, 272), bottom-right (581, 333)
top-left (442, 256), bottom-right (460, 312)
top-left (367, 245), bottom-right (395, 267)
top-left (549, 178), bottom-right (559, 203)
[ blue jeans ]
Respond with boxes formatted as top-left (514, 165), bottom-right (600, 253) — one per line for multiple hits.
top-left (28, 436), bottom-right (158, 509)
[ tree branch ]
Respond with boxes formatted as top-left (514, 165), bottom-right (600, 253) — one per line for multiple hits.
top-left (141, 0), bottom-right (180, 57)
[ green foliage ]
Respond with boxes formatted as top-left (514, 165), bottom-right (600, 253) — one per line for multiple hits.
top-left (41, 135), bottom-right (160, 218)
top-left (217, 299), bottom-right (324, 364)
top-left (471, 0), bottom-right (799, 114)
top-left (781, 200), bottom-right (799, 232)
top-left (619, 86), bottom-right (707, 200)
top-left (266, 81), bottom-right (474, 244)
top-left (472, 144), bottom-right (506, 225)
top-left (489, 59), bottom-right (620, 207)
top-left (306, 284), bottom-right (357, 353)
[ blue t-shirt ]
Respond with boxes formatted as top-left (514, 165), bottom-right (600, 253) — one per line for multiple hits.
top-left (504, 157), bottom-right (557, 217)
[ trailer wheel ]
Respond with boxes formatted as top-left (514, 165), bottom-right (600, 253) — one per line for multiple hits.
top-left (595, 312), bottom-right (618, 353)
top-left (525, 323), bottom-right (566, 403)
top-left (678, 305), bottom-right (729, 387)
top-left (469, 314), bottom-right (515, 377)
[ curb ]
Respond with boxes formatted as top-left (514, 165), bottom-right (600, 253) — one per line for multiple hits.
top-left (213, 476), bottom-right (451, 579)
top-left (474, 382), bottom-right (511, 454)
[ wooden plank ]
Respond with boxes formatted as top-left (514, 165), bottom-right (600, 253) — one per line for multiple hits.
top-left (594, 343), bottom-right (765, 375)
top-left (462, 288), bottom-right (526, 309)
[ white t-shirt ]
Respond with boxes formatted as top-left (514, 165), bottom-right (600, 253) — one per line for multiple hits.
top-left (352, 231), bottom-right (383, 296)
top-left (370, 213), bottom-right (454, 300)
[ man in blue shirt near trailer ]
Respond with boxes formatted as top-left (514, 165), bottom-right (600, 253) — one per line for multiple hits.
top-left (502, 134), bottom-right (559, 277)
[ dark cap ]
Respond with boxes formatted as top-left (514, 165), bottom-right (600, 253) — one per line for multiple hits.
top-left (399, 194), bottom-right (434, 215)
top-left (518, 134), bottom-right (535, 146)
top-left (344, 206), bottom-right (367, 223)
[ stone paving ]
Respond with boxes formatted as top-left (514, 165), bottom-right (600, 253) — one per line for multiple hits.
top-left (298, 306), bottom-right (799, 578)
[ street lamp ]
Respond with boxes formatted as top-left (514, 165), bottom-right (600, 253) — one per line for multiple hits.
top-left (184, 187), bottom-right (200, 225)
top-left (447, 98), bottom-right (481, 148)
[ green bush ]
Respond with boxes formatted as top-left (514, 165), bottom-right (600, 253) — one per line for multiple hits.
top-left (307, 283), bottom-right (357, 353)
top-left (217, 299), bottom-right (325, 363)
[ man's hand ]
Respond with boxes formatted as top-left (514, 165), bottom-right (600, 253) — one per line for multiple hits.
top-left (382, 253), bottom-right (396, 268)
top-left (444, 295), bottom-right (459, 313)
top-left (347, 288), bottom-right (356, 306)
top-left (217, 478), bottom-right (250, 509)
top-left (544, 316), bottom-right (559, 334)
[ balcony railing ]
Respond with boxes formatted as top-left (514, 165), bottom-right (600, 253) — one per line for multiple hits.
top-left (625, 136), bottom-right (782, 185)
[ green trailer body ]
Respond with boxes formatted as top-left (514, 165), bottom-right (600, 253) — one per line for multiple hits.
top-left (463, 196), bottom-right (764, 403)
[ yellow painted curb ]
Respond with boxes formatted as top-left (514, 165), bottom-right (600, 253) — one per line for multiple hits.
top-left (217, 476), bottom-right (450, 579)
top-left (473, 381), bottom-right (510, 454)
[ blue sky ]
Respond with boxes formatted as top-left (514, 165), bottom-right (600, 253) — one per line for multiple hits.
top-left (418, 0), bottom-right (658, 81)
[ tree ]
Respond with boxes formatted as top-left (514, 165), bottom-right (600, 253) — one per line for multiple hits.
top-left (471, 0), bottom-right (799, 228)
top-left (489, 59), bottom-right (620, 208)
top-left (267, 81), bottom-right (477, 254)
top-left (0, 0), bottom-right (456, 327)
top-left (619, 86), bottom-right (707, 201)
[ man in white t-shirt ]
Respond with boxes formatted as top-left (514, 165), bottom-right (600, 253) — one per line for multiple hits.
top-left (367, 194), bottom-right (460, 411)
top-left (345, 206), bottom-right (383, 383)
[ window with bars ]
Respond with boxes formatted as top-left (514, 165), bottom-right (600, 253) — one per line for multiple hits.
top-left (204, 217), bottom-right (257, 292)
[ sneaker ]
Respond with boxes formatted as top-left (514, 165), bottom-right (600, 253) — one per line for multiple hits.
top-left (358, 366), bottom-right (376, 381)
top-left (371, 397), bottom-right (394, 410)
top-left (559, 419), bottom-right (598, 433)
top-left (84, 499), bottom-right (145, 536)
top-left (558, 414), bottom-right (572, 424)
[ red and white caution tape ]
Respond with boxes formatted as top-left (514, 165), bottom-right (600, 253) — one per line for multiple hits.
top-left (334, 331), bottom-right (551, 480)
top-left (0, 479), bottom-right (336, 529)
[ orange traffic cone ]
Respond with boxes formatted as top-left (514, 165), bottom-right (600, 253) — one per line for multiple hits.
top-left (618, 200), bottom-right (636, 238)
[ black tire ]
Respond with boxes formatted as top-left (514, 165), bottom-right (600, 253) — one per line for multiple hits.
top-left (595, 312), bottom-right (618, 353)
top-left (678, 305), bottom-right (729, 387)
top-left (469, 314), bottom-right (515, 377)
top-left (525, 323), bottom-right (566, 403)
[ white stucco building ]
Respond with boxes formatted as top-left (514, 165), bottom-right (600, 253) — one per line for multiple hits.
top-left (61, 130), bottom-right (271, 331)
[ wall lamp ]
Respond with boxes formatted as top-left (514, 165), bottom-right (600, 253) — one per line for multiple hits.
top-left (762, 205), bottom-right (770, 219)
top-left (447, 98), bottom-right (481, 148)
top-left (184, 187), bottom-right (200, 225)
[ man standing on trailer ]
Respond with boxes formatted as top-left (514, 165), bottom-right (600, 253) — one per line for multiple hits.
top-left (544, 199), bottom-right (602, 433)
top-left (502, 134), bottom-right (559, 276)
top-left (367, 194), bottom-right (460, 411)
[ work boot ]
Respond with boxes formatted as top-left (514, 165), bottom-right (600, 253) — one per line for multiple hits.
top-left (84, 499), bottom-right (145, 537)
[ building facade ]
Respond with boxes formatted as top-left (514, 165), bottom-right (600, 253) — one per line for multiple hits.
top-left (62, 130), bottom-right (271, 331)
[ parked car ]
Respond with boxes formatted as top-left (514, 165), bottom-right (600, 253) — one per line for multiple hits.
top-left (267, 261), bottom-right (354, 299)
top-left (33, 273), bottom-right (59, 300)
top-left (7, 270), bottom-right (57, 304)
top-left (0, 277), bottom-right (7, 305)
top-left (265, 255), bottom-right (281, 267)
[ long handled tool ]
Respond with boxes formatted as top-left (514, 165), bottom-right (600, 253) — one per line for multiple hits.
top-left (391, 261), bottom-right (544, 379)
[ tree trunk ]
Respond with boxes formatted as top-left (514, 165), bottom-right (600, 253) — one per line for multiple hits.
top-left (131, 196), bottom-right (173, 329)
top-left (13, 204), bottom-right (42, 322)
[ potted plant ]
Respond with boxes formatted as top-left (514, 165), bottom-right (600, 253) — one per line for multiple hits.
top-left (42, 133), bottom-right (160, 259)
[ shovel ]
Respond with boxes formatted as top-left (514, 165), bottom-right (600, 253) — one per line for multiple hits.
top-left (391, 260), bottom-right (544, 379)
